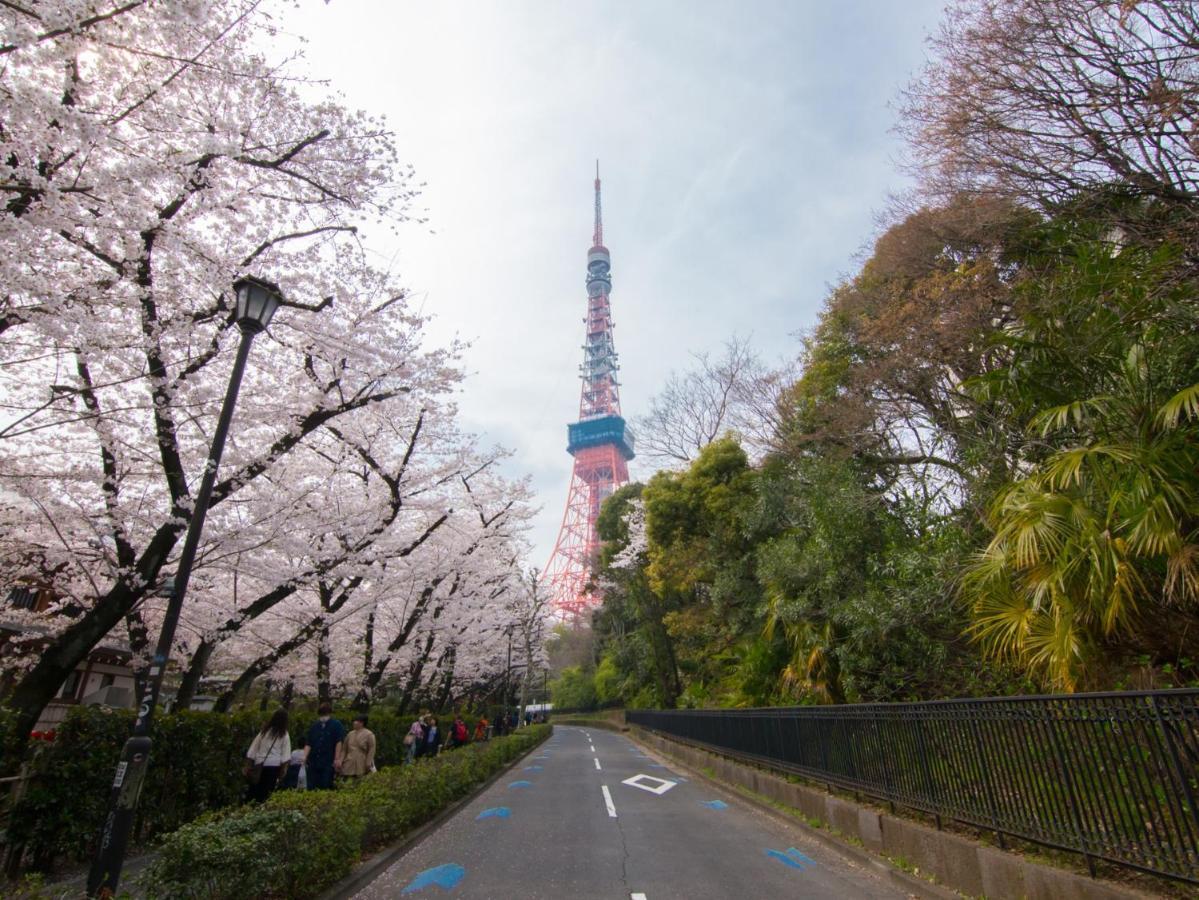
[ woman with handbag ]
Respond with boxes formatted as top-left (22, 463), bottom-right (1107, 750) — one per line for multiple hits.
top-left (403, 714), bottom-right (425, 765)
top-left (244, 708), bottom-right (291, 802)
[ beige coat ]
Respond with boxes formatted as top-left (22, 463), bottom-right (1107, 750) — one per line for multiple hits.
top-left (340, 727), bottom-right (376, 776)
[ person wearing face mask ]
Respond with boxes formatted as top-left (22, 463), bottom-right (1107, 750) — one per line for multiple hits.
top-left (302, 702), bottom-right (346, 790)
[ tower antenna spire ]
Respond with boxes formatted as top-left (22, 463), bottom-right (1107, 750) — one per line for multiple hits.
top-left (593, 160), bottom-right (603, 248)
top-left (543, 166), bottom-right (633, 624)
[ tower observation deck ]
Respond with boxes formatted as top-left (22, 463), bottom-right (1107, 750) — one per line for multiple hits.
top-left (542, 165), bottom-right (634, 622)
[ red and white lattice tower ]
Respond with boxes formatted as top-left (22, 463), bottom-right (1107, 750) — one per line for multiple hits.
top-left (542, 164), bottom-right (635, 622)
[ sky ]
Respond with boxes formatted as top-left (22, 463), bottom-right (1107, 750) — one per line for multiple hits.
top-left (287, 0), bottom-right (948, 568)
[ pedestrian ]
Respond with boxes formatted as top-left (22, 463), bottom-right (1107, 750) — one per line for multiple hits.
top-left (340, 715), bottom-right (376, 779)
top-left (244, 708), bottom-right (291, 803)
top-left (524, 709), bottom-right (532, 727)
top-left (420, 714), bottom-right (440, 757)
top-left (303, 702), bottom-right (346, 790)
top-left (451, 715), bottom-right (469, 748)
top-left (280, 747), bottom-right (307, 790)
top-left (473, 715), bottom-right (489, 742)
top-left (403, 713), bottom-right (425, 765)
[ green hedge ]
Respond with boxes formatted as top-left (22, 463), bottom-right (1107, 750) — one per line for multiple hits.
top-left (1, 705), bottom-right (484, 872)
top-left (5, 707), bottom-right (261, 870)
top-left (141, 725), bottom-right (551, 899)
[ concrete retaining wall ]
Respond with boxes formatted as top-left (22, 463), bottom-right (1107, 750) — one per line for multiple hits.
top-left (632, 727), bottom-right (1156, 900)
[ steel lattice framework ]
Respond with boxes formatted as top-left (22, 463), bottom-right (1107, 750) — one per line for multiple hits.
top-left (542, 165), bottom-right (635, 622)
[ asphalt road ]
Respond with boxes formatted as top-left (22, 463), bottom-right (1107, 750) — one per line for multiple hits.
top-left (354, 725), bottom-right (912, 899)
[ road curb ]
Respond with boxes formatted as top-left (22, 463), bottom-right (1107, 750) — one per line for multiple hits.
top-left (318, 727), bottom-right (553, 900)
top-left (626, 730), bottom-right (961, 900)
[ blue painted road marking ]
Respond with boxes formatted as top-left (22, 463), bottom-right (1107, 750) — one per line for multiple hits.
top-left (786, 848), bottom-right (816, 866)
top-left (476, 807), bottom-right (510, 820)
top-left (766, 849), bottom-right (805, 869)
top-left (701, 800), bottom-right (729, 809)
top-left (766, 847), bottom-right (817, 869)
top-left (524, 765), bottom-right (543, 771)
top-left (401, 863), bottom-right (465, 894)
top-left (508, 780), bottom-right (532, 789)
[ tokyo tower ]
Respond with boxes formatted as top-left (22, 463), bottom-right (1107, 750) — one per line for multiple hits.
top-left (542, 165), bottom-right (635, 621)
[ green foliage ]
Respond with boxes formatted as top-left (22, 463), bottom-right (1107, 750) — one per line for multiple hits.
top-left (5, 706), bottom-right (260, 870)
top-left (549, 666), bottom-right (597, 710)
top-left (132, 805), bottom-right (305, 900)
top-left (961, 230), bottom-right (1199, 689)
top-left (1, 703), bottom-right (484, 874)
top-left (591, 192), bottom-right (1199, 704)
top-left (142, 726), bottom-right (550, 900)
top-left (592, 655), bottom-right (623, 705)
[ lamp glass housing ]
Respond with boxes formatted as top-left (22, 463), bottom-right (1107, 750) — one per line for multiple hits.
top-left (233, 277), bottom-right (283, 333)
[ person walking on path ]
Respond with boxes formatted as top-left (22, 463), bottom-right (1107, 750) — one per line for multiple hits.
top-left (280, 747), bottom-right (307, 790)
top-left (340, 715), bottom-right (376, 779)
top-left (245, 708), bottom-right (291, 803)
top-left (449, 715), bottom-right (469, 749)
top-left (419, 714), bottom-right (440, 758)
top-left (404, 714), bottom-right (426, 764)
top-left (303, 702), bottom-right (346, 789)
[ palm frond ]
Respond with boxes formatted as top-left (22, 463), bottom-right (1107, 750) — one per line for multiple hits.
top-left (1165, 543), bottom-right (1199, 607)
top-left (1028, 396), bottom-right (1115, 437)
top-left (1155, 383), bottom-right (1199, 431)
top-left (1040, 445), bottom-right (1134, 491)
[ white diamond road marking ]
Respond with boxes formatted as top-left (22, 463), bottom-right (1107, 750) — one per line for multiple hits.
top-left (632, 894), bottom-right (648, 900)
top-left (622, 773), bottom-right (678, 795)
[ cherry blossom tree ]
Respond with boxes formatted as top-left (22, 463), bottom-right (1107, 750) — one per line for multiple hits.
top-left (0, 0), bottom-right (534, 765)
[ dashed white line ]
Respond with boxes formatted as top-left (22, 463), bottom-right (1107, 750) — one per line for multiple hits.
top-left (594, 758), bottom-right (602, 770)
top-left (601, 784), bottom-right (617, 818)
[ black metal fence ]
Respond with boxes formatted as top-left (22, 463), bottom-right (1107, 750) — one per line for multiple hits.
top-left (627, 689), bottom-right (1199, 884)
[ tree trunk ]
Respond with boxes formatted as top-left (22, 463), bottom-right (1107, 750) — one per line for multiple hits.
top-left (397, 632), bottom-right (436, 715)
top-left (174, 637), bottom-right (214, 710)
top-left (316, 627), bottom-right (331, 708)
top-left (124, 606), bottom-right (151, 701)
top-left (434, 645), bottom-right (456, 712)
top-left (355, 607), bottom-right (376, 712)
top-left (519, 635), bottom-right (533, 721)
top-left (315, 580), bottom-right (333, 707)
top-left (0, 576), bottom-right (157, 774)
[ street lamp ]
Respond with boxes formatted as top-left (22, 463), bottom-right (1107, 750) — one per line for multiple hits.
top-left (502, 625), bottom-right (514, 735)
top-left (88, 277), bottom-right (283, 898)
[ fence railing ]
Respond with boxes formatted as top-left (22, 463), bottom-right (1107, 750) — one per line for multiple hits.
top-left (627, 689), bottom-right (1199, 884)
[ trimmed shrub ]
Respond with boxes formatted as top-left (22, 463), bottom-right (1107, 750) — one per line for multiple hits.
top-left (0, 704), bottom-right (492, 875)
top-left (142, 726), bottom-right (551, 900)
top-left (3, 706), bottom-right (260, 870)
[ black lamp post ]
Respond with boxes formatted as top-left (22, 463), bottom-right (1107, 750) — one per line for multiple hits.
top-left (87, 278), bottom-right (283, 898)
top-left (502, 625), bottom-right (514, 735)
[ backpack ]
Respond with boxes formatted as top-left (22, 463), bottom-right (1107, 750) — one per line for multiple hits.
top-left (454, 721), bottom-right (468, 742)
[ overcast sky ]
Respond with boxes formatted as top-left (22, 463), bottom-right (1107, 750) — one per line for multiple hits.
top-left (288, 0), bottom-right (947, 567)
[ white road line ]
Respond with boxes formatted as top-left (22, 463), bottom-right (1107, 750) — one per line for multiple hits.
top-left (594, 758), bottom-right (602, 770)
top-left (632, 894), bottom-right (648, 900)
top-left (601, 784), bottom-right (617, 818)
